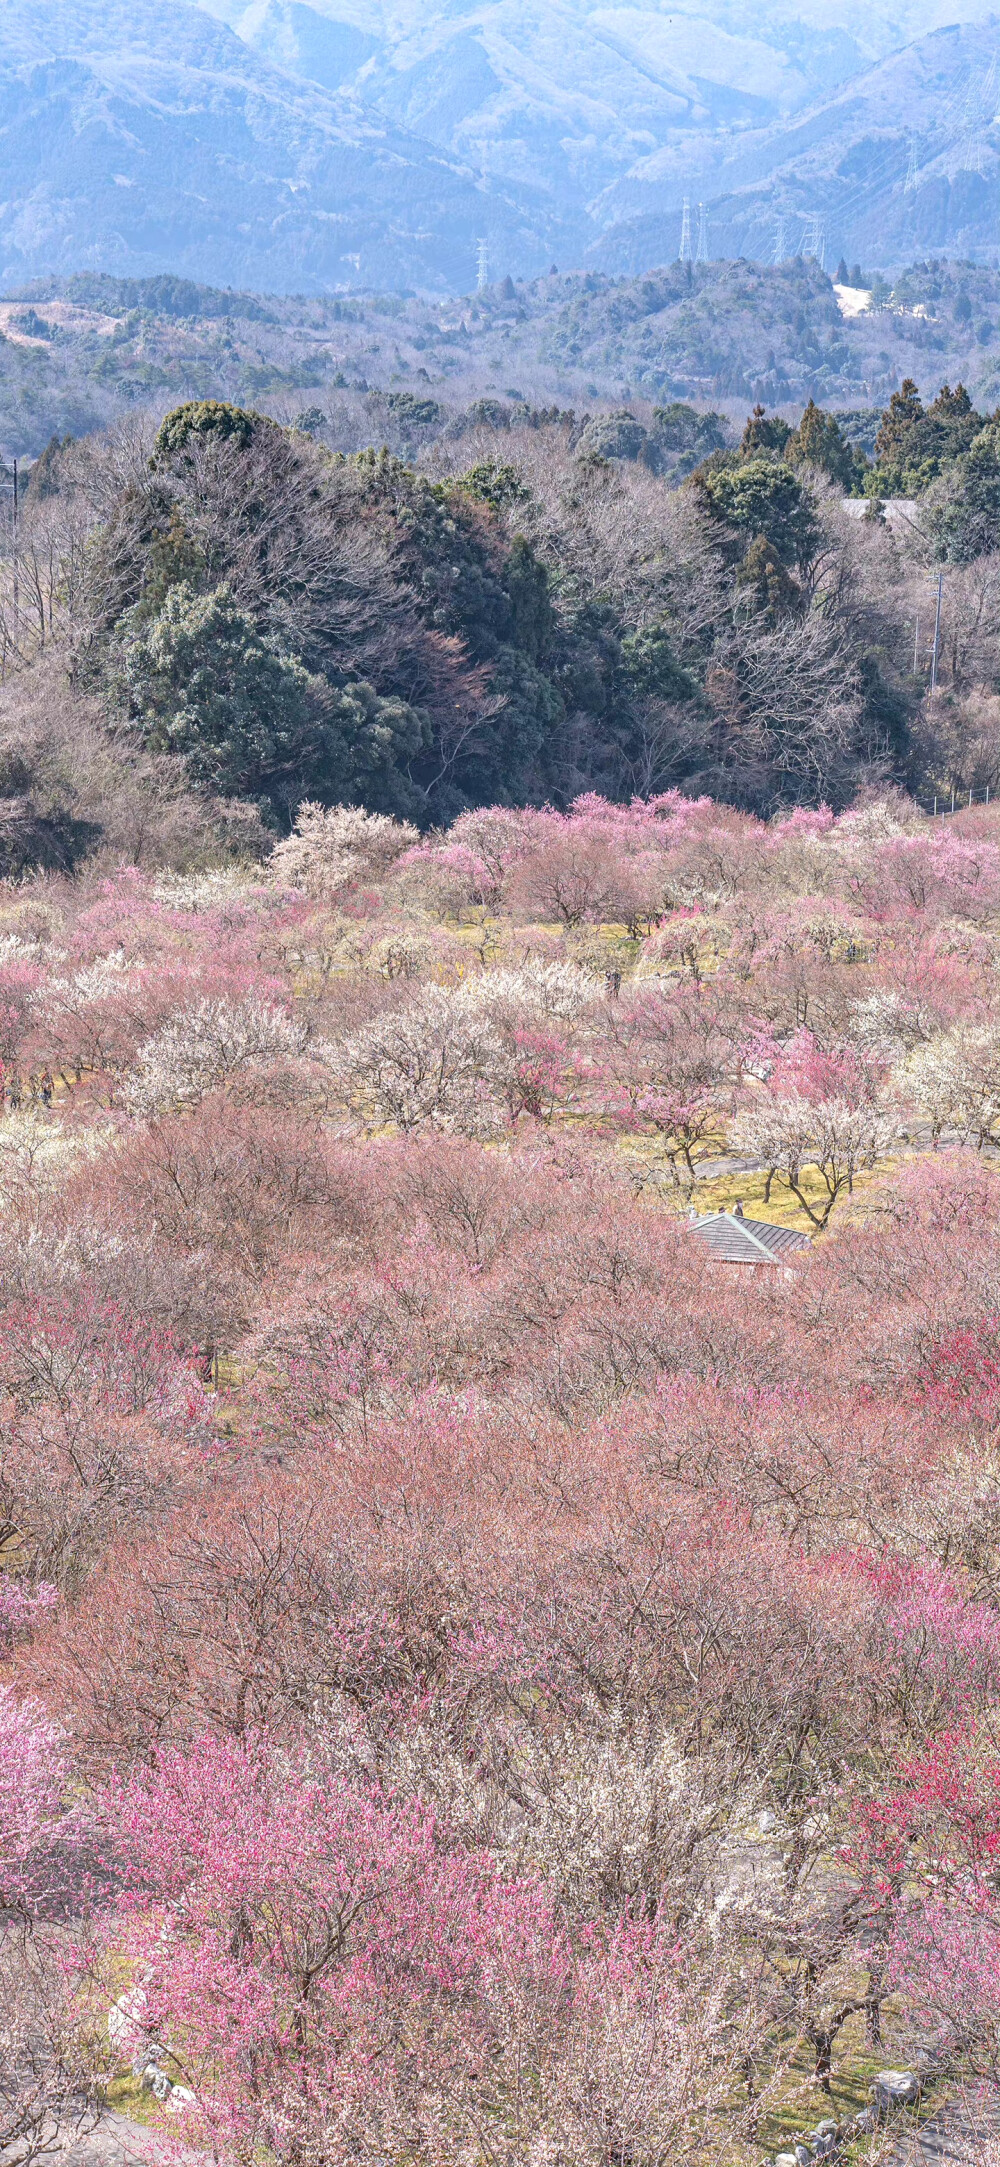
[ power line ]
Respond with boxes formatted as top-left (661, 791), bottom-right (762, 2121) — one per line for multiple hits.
top-left (960, 77), bottom-right (981, 173)
top-left (761, 37), bottom-right (994, 276)
top-left (836, 50), bottom-right (988, 230)
top-left (959, 56), bottom-right (998, 174)
top-left (816, 60), bottom-right (990, 252)
top-left (11, 459), bottom-right (17, 637)
top-left (979, 50), bottom-right (999, 115)
top-left (758, 59), bottom-right (983, 273)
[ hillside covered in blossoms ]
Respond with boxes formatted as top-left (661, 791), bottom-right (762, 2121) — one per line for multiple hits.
top-left (0, 784), bottom-right (999, 2163)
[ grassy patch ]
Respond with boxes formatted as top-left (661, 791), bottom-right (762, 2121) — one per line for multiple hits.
top-left (105, 2073), bottom-right (162, 2125)
top-left (748, 2002), bottom-right (948, 2165)
top-left (684, 1153), bottom-right (912, 1235)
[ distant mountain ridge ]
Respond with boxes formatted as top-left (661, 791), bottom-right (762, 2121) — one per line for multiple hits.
top-left (207, 0), bottom-right (1000, 203)
top-left (3, 0), bottom-right (1000, 290)
top-left (0, 0), bottom-right (577, 294)
top-left (591, 13), bottom-right (1000, 273)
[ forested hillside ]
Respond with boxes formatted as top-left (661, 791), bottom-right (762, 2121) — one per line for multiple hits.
top-left (2, 376), bottom-right (1000, 848)
top-left (7, 257), bottom-right (1000, 461)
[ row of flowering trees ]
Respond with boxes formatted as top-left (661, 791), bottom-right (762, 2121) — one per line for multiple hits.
top-left (2, 793), bottom-right (1000, 2159)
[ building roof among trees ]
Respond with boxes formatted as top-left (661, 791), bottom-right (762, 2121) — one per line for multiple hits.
top-left (687, 1208), bottom-right (811, 1264)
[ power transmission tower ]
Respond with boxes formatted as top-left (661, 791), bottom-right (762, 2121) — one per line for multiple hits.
top-left (773, 215), bottom-right (786, 265)
top-left (801, 215), bottom-right (825, 268)
top-left (678, 195), bottom-right (692, 264)
top-left (476, 239), bottom-right (489, 293)
top-left (695, 201), bottom-right (709, 263)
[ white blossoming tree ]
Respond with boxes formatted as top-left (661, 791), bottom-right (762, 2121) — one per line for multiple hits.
top-left (128, 997), bottom-right (307, 1116)
top-left (896, 1024), bottom-right (1000, 1148)
top-left (270, 804), bottom-right (419, 901)
top-left (729, 1092), bottom-right (901, 1228)
top-left (324, 985), bottom-right (508, 1136)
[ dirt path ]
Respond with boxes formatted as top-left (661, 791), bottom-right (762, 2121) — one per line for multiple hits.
top-left (53, 2110), bottom-right (200, 2167)
top-left (890, 2090), bottom-right (1000, 2164)
top-left (48, 2092), bottom-right (1000, 2167)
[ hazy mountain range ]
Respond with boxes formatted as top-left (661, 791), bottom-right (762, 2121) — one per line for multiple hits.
top-left (4, 0), bottom-right (1000, 292)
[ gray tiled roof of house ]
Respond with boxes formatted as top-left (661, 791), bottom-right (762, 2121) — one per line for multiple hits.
top-left (687, 1210), bottom-right (811, 1263)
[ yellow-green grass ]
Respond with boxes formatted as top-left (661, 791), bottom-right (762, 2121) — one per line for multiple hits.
top-left (747, 2005), bottom-right (944, 2165)
top-left (657, 1150), bottom-right (916, 1236)
top-left (690, 1160), bottom-right (899, 1232)
top-left (104, 2073), bottom-right (164, 2125)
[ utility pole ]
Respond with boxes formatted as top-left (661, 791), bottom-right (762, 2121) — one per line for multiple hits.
top-left (930, 569), bottom-right (944, 691)
top-left (695, 201), bottom-right (709, 264)
top-left (913, 612), bottom-right (920, 674)
top-left (476, 239), bottom-right (489, 293)
top-left (11, 459), bottom-right (18, 638)
top-left (678, 195), bottom-right (692, 264)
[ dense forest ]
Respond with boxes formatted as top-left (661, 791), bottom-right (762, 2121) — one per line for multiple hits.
top-left (1, 370), bottom-right (1000, 860)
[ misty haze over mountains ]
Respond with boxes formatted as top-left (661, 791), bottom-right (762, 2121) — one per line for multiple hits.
top-left (5, 0), bottom-right (1000, 290)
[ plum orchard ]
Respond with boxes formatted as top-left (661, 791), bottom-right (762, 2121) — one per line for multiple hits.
top-left (3, 792), bottom-right (1000, 2157)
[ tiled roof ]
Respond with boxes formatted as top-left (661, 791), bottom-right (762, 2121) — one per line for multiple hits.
top-left (686, 1210), bottom-right (811, 1263)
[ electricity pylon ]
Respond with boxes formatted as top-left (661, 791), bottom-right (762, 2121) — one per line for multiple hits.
top-left (802, 215), bottom-right (825, 268)
top-left (678, 195), bottom-right (692, 263)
